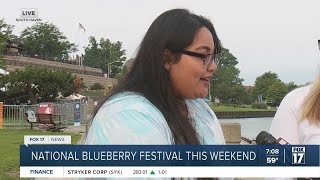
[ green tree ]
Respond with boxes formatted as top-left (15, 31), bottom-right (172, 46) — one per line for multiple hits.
top-left (252, 71), bottom-right (280, 101)
top-left (246, 88), bottom-right (256, 104)
top-left (0, 67), bottom-right (75, 104)
top-left (266, 81), bottom-right (288, 106)
top-left (83, 36), bottom-right (99, 68)
top-left (20, 22), bottom-right (77, 61)
top-left (73, 75), bottom-right (82, 94)
top-left (210, 48), bottom-right (244, 103)
top-left (230, 85), bottom-right (249, 104)
top-left (0, 19), bottom-right (15, 69)
top-left (214, 82), bottom-right (231, 103)
top-left (114, 65), bottom-right (129, 81)
top-left (287, 81), bottom-right (298, 92)
top-left (84, 36), bottom-right (126, 76)
top-left (0, 52), bottom-right (4, 69)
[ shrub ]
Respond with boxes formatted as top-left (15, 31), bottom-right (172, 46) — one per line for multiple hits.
top-left (90, 83), bottom-right (104, 90)
top-left (251, 102), bottom-right (268, 109)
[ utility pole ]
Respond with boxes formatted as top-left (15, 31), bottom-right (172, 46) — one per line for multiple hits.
top-left (107, 61), bottom-right (118, 78)
top-left (80, 54), bottom-right (83, 66)
top-left (208, 82), bottom-right (211, 102)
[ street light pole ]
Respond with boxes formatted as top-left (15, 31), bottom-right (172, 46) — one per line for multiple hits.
top-left (107, 61), bottom-right (119, 79)
top-left (80, 54), bottom-right (83, 66)
top-left (208, 82), bottom-right (211, 102)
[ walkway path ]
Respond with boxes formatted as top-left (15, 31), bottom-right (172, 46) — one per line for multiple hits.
top-left (63, 125), bottom-right (86, 144)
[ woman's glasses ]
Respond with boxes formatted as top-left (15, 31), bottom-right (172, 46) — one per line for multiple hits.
top-left (179, 50), bottom-right (221, 68)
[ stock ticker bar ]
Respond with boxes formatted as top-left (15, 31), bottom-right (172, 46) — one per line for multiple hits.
top-left (20, 145), bottom-right (320, 178)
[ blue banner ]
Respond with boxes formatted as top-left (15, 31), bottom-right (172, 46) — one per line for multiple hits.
top-left (20, 145), bottom-right (320, 166)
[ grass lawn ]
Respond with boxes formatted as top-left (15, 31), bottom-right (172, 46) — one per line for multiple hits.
top-left (211, 104), bottom-right (277, 112)
top-left (0, 128), bottom-right (82, 180)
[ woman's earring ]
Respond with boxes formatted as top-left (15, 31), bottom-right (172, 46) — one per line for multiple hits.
top-left (164, 63), bottom-right (171, 72)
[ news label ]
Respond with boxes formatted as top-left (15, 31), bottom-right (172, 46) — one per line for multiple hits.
top-left (20, 8), bottom-right (38, 18)
top-left (24, 135), bottom-right (71, 146)
top-left (17, 8), bottom-right (42, 22)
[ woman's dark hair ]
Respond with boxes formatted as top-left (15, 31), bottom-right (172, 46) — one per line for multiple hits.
top-left (86, 9), bottom-right (222, 144)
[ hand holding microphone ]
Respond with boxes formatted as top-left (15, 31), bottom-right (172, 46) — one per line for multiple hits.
top-left (256, 131), bottom-right (290, 145)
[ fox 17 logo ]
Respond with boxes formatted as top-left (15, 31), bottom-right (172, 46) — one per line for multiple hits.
top-left (292, 147), bottom-right (305, 164)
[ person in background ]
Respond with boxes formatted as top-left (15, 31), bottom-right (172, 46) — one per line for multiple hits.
top-left (85, 8), bottom-right (225, 146)
top-left (270, 76), bottom-right (320, 144)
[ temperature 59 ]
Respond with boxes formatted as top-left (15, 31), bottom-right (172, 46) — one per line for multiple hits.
top-left (267, 157), bottom-right (279, 164)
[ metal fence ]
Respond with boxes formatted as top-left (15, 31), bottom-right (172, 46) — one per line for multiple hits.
top-left (2, 103), bottom-right (87, 128)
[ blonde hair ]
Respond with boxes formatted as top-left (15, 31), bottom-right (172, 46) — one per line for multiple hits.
top-left (300, 77), bottom-right (320, 125)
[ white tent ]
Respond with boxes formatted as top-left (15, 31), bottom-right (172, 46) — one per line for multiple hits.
top-left (66, 93), bottom-right (86, 100)
top-left (0, 68), bottom-right (9, 75)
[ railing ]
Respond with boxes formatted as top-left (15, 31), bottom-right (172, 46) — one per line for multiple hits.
top-left (2, 103), bottom-right (87, 128)
top-left (215, 111), bottom-right (276, 119)
top-left (3, 55), bottom-right (104, 77)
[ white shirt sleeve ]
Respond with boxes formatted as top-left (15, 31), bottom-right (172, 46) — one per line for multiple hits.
top-left (269, 89), bottom-right (301, 144)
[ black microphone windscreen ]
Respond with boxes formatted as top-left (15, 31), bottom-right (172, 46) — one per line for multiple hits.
top-left (256, 131), bottom-right (277, 145)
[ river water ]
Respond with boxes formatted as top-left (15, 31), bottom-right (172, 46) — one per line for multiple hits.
top-left (219, 117), bottom-right (273, 140)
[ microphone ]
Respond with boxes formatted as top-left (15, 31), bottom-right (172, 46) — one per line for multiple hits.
top-left (256, 131), bottom-right (290, 145)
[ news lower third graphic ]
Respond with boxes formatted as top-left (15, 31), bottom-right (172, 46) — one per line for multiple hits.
top-left (20, 136), bottom-right (320, 178)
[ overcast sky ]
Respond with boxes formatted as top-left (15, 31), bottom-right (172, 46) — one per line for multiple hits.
top-left (1, 0), bottom-right (320, 85)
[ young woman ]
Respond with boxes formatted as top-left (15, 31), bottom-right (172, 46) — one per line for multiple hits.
top-left (270, 76), bottom-right (320, 144)
top-left (85, 9), bottom-right (225, 145)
